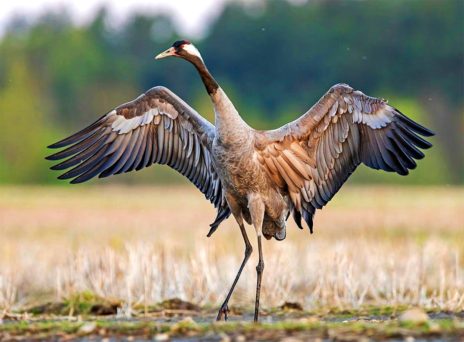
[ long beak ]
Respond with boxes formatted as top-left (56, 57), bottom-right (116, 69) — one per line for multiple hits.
top-left (155, 47), bottom-right (177, 60)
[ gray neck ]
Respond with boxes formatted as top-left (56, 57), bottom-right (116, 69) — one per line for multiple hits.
top-left (211, 88), bottom-right (251, 144)
top-left (187, 55), bottom-right (250, 143)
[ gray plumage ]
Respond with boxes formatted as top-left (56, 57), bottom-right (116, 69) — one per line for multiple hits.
top-left (47, 40), bottom-right (434, 322)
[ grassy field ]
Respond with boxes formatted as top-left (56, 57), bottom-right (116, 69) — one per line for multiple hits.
top-left (0, 185), bottom-right (463, 340)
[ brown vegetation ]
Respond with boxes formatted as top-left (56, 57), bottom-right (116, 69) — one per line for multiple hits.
top-left (0, 185), bottom-right (463, 314)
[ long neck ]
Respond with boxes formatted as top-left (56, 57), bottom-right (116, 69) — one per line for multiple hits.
top-left (189, 56), bottom-right (219, 95)
top-left (189, 55), bottom-right (250, 142)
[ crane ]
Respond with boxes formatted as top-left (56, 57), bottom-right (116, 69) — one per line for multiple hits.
top-left (47, 40), bottom-right (433, 321)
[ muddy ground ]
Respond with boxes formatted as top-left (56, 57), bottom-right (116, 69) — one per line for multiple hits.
top-left (1, 300), bottom-right (463, 341)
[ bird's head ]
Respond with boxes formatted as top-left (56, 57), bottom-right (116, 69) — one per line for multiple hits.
top-left (155, 40), bottom-right (203, 62)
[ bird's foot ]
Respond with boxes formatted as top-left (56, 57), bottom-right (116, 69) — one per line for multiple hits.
top-left (216, 303), bottom-right (230, 321)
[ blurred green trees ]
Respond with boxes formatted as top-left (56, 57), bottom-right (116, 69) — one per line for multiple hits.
top-left (0, 52), bottom-right (58, 183)
top-left (0, 0), bottom-right (462, 185)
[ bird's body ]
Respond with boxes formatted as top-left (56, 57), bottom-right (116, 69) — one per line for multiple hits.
top-left (213, 135), bottom-right (290, 240)
top-left (47, 40), bottom-right (433, 321)
top-left (209, 88), bottom-right (288, 239)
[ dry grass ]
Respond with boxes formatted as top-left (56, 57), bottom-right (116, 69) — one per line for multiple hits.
top-left (0, 185), bottom-right (463, 313)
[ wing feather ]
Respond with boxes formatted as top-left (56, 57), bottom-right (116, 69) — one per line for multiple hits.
top-left (256, 83), bottom-right (433, 232)
top-left (47, 86), bottom-right (230, 230)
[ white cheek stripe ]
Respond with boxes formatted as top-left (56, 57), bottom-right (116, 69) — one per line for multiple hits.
top-left (183, 44), bottom-right (203, 62)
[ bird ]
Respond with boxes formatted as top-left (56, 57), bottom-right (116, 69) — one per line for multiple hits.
top-left (46, 39), bottom-right (434, 322)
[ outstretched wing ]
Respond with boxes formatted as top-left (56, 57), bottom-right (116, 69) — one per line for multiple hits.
top-left (255, 83), bottom-right (433, 232)
top-left (47, 86), bottom-right (230, 229)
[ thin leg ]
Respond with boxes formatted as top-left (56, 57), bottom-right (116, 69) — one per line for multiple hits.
top-left (216, 223), bottom-right (253, 321)
top-left (247, 193), bottom-right (265, 322)
top-left (254, 235), bottom-right (264, 322)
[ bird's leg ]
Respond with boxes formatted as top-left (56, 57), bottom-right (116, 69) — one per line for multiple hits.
top-left (248, 193), bottom-right (265, 322)
top-left (254, 234), bottom-right (264, 322)
top-left (216, 222), bottom-right (252, 321)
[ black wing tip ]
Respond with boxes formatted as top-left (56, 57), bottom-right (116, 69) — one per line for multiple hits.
top-left (397, 169), bottom-right (409, 176)
top-left (47, 140), bottom-right (66, 149)
top-left (422, 129), bottom-right (435, 137)
top-left (207, 223), bottom-right (219, 237)
top-left (302, 209), bottom-right (314, 234)
top-left (70, 174), bottom-right (96, 184)
top-left (395, 110), bottom-right (435, 137)
top-left (98, 172), bottom-right (112, 179)
top-left (47, 115), bottom-right (107, 150)
top-left (207, 206), bottom-right (231, 237)
top-left (47, 137), bottom-right (81, 149)
top-left (45, 154), bottom-right (57, 161)
top-left (47, 141), bottom-right (65, 149)
top-left (421, 141), bottom-right (433, 149)
top-left (416, 126), bottom-right (435, 138)
top-left (57, 174), bottom-right (72, 180)
top-left (53, 174), bottom-right (91, 184)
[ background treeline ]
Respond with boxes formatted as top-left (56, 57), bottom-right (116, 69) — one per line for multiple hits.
top-left (0, 0), bottom-right (462, 185)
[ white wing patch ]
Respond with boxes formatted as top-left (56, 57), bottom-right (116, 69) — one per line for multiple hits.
top-left (353, 106), bottom-right (395, 129)
top-left (110, 109), bottom-right (158, 134)
top-left (333, 93), bottom-right (395, 130)
top-left (109, 98), bottom-right (180, 134)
